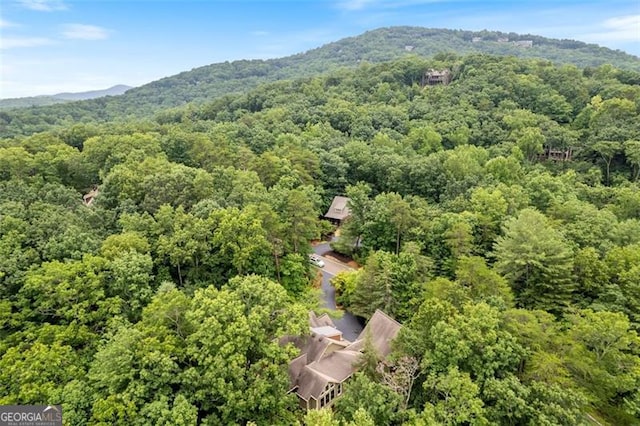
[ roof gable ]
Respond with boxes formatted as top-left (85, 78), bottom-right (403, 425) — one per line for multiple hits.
top-left (354, 309), bottom-right (402, 359)
top-left (324, 196), bottom-right (352, 220)
top-left (289, 310), bottom-right (401, 401)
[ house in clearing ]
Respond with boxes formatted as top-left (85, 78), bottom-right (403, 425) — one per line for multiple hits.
top-left (286, 310), bottom-right (401, 410)
top-left (324, 196), bottom-right (352, 225)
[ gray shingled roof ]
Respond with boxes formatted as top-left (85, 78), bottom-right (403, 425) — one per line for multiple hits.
top-left (324, 196), bottom-right (351, 221)
top-left (295, 349), bottom-right (361, 400)
top-left (289, 309), bottom-right (401, 401)
top-left (354, 309), bottom-right (401, 358)
top-left (309, 311), bottom-right (335, 328)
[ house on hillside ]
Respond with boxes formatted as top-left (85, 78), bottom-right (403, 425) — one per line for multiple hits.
top-left (286, 310), bottom-right (401, 410)
top-left (422, 69), bottom-right (452, 86)
top-left (324, 196), bottom-right (352, 225)
top-left (83, 187), bottom-right (99, 206)
top-left (513, 40), bottom-right (533, 48)
top-left (537, 146), bottom-right (573, 162)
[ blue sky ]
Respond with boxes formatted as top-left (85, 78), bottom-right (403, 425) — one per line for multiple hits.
top-left (1, 0), bottom-right (639, 98)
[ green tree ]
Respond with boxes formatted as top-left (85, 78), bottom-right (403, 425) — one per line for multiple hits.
top-left (422, 367), bottom-right (487, 425)
top-left (515, 127), bottom-right (545, 162)
top-left (565, 309), bottom-right (640, 423)
top-left (343, 181), bottom-right (373, 252)
top-left (270, 183), bottom-right (321, 254)
top-left (481, 375), bottom-right (531, 425)
top-left (184, 275), bottom-right (306, 424)
top-left (0, 342), bottom-right (83, 404)
top-left (591, 140), bottom-right (622, 185)
top-left (350, 249), bottom-right (425, 321)
top-left (494, 208), bottom-right (575, 313)
top-left (526, 381), bottom-right (588, 426)
top-left (623, 140), bottom-right (640, 181)
top-left (209, 207), bottom-right (274, 279)
top-left (82, 133), bottom-right (162, 180)
top-left (360, 192), bottom-right (420, 255)
top-left (156, 205), bottom-right (209, 286)
top-left (406, 126), bottom-right (443, 154)
top-left (423, 303), bottom-right (524, 383)
top-left (106, 250), bottom-right (155, 320)
top-left (469, 187), bottom-right (508, 251)
top-left (443, 218), bottom-right (475, 272)
top-left (18, 255), bottom-right (117, 331)
top-left (331, 270), bottom-right (360, 309)
top-left (455, 256), bottom-right (514, 307)
top-left (279, 252), bottom-right (311, 296)
top-left (334, 374), bottom-right (402, 426)
top-left (484, 155), bottom-right (523, 185)
top-left (303, 408), bottom-right (337, 426)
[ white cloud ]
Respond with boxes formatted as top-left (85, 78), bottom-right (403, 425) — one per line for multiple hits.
top-left (581, 14), bottom-right (640, 42)
top-left (62, 24), bottom-right (110, 40)
top-left (250, 30), bottom-right (270, 36)
top-left (17, 0), bottom-right (67, 12)
top-left (0, 37), bottom-right (55, 49)
top-left (0, 18), bottom-right (20, 28)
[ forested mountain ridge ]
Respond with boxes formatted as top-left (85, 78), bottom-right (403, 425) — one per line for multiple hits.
top-left (0, 85), bottom-right (132, 110)
top-left (1, 26), bottom-right (639, 138)
top-left (1, 53), bottom-right (639, 424)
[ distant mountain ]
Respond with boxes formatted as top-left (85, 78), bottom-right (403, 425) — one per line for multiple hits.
top-left (52, 85), bottom-right (132, 101)
top-left (1, 27), bottom-right (638, 137)
top-left (0, 85), bottom-right (132, 109)
top-left (109, 26), bottom-right (640, 114)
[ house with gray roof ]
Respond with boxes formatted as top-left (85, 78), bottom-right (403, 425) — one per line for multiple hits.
top-left (324, 196), bottom-right (351, 225)
top-left (287, 310), bottom-right (401, 410)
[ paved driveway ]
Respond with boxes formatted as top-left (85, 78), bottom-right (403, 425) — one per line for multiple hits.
top-left (312, 242), bottom-right (331, 256)
top-left (312, 242), bottom-right (363, 341)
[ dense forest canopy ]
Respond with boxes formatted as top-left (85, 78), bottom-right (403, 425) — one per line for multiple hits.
top-left (1, 26), bottom-right (639, 138)
top-left (1, 51), bottom-right (640, 425)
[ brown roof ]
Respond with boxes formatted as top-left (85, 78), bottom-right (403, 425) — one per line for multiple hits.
top-left (295, 349), bottom-right (361, 400)
top-left (354, 309), bottom-right (401, 358)
top-left (311, 326), bottom-right (343, 340)
top-left (288, 309), bottom-right (401, 401)
top-left (309, 311), bottom-right (335, 328)
top-left (324, 196), bottom-right (351, 221)
top-left (289, 354), bottom-right (308, 390)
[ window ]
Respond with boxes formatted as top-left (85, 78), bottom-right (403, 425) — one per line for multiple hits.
top-left (318, 383), bottom-right (338, 408)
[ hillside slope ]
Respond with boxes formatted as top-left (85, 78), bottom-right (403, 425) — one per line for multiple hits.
top-left (1, 26), bottom-right (638, 137)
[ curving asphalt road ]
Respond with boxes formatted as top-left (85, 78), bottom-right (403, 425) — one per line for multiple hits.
top-left (312, 242), bottom-right (364, 342)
